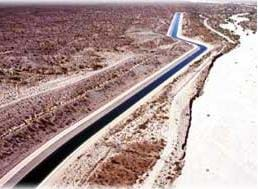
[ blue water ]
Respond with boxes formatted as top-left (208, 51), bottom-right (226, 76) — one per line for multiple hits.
top-left (170, 12), bottom-right (207, 52)
top-left (18, 12), bottom-right (208, 185)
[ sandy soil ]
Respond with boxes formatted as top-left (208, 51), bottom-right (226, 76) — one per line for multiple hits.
top-left (203, 17), bottom-right (235, 44)
top-left (174, 13), bottom-right (257, 189)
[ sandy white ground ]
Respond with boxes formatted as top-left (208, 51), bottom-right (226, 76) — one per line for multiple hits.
top-left (174, 14), bottom-right (258, 189)
top-left (202, 17), bottom-right (235, 44)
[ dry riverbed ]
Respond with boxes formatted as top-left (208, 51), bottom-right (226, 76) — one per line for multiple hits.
top-left (174, 13), bottom-right (257, 189)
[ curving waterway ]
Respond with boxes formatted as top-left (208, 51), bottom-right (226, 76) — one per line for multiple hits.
top-left (17, 12), bottom-right (208, 186)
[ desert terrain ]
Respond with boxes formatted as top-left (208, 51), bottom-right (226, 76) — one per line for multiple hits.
top-left (0, 2), bottom-right (257, 188)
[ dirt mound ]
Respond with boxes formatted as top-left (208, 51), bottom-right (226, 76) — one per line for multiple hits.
top-left (88, 140), bottom-right (165, 186)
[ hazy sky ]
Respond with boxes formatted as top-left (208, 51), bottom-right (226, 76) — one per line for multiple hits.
top-left (0, 0), bottom-right (256, 4)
